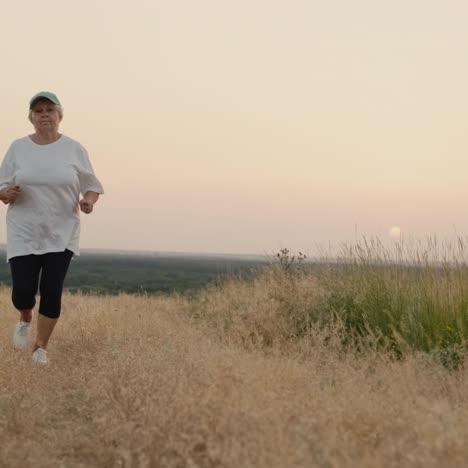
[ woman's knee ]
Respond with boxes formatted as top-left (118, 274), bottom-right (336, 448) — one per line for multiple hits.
top-left (38, 306), bottom-right (61, 319)
top-left (38, 288), bottom-right (62, 319)
top-left (12, 288), bottom-right (36, 310)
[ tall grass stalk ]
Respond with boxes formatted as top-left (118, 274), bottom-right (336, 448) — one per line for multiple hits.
top-left (319, 237), bottom-right (468, 365)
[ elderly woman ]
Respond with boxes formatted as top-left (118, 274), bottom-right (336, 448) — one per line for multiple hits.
top-left (0, 91), bottom-right (104, 364)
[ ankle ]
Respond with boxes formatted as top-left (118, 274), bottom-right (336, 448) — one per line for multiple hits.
top-left (19, 310), bottom-right (32, 323)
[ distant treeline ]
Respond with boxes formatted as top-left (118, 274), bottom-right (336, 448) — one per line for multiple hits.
top-left (0, 251), bottom-right (270, 295)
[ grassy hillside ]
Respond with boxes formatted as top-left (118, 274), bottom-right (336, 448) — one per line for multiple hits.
top-left (1, 246), bottom-right (468, 467)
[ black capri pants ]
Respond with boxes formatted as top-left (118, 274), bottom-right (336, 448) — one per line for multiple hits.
top-left (9, 249), bottom-right (74, 319)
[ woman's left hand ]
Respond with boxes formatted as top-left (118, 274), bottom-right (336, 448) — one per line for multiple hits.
top-left (79, 198), bottom-right (94, 214)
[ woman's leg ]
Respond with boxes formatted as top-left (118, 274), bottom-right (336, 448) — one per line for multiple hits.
top-left (9, 254), bottom-right (42, 315)
top-left (9, 255), bottom-right (42, 348)
top-left (35, 250), bottom-right (73, 351)
top-left (35, 314), bottom-right (58, 351)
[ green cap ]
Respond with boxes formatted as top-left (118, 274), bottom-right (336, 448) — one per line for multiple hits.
top-left (29, 91), bottom-right (61, 109)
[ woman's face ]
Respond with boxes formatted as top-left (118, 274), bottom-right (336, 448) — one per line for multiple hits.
top-left (30, 99), bottom-right (61, 133)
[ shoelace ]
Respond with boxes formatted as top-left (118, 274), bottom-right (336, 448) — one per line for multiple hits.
top-left (18, 323), bottom-right (30, 336)
top-left (34, 348), bottom-right (48, 362)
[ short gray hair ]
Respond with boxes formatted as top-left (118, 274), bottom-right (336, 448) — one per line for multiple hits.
top-left (28, 104), bottom-right (64, 123)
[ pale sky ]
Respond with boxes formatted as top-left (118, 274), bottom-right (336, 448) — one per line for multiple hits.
top-left (1, 0), bottom-right (467, 255)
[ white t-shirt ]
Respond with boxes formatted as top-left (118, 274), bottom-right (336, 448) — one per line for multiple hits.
top-left (0, 135), bottom-right (104, 261)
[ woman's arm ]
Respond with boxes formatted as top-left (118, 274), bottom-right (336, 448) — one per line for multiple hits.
top-left (79, 191), bottom-right (100, 214)
top-left (0, 185), bottom-right (21, 205)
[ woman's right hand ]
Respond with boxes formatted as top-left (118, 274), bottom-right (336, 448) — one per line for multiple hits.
top-left (0, 185), bottom-right (21, 204)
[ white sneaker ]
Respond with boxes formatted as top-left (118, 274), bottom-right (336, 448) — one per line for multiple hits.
top-left (13, 321), bottom-right (32, 349)
top-left (32, 347), bottom-right (48, 365)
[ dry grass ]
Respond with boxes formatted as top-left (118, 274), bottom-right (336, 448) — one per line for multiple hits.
top-left (1, 278), bottom-right (468, 468)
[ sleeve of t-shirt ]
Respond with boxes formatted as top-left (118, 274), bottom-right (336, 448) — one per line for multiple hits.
top-left (0, 144), bottom-right (16, 191)
top-left (76, 144), bottom-right (104, 196)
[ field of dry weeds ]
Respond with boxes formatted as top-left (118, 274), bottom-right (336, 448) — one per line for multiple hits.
top-left (1, 275), bottom-right (468, 468)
